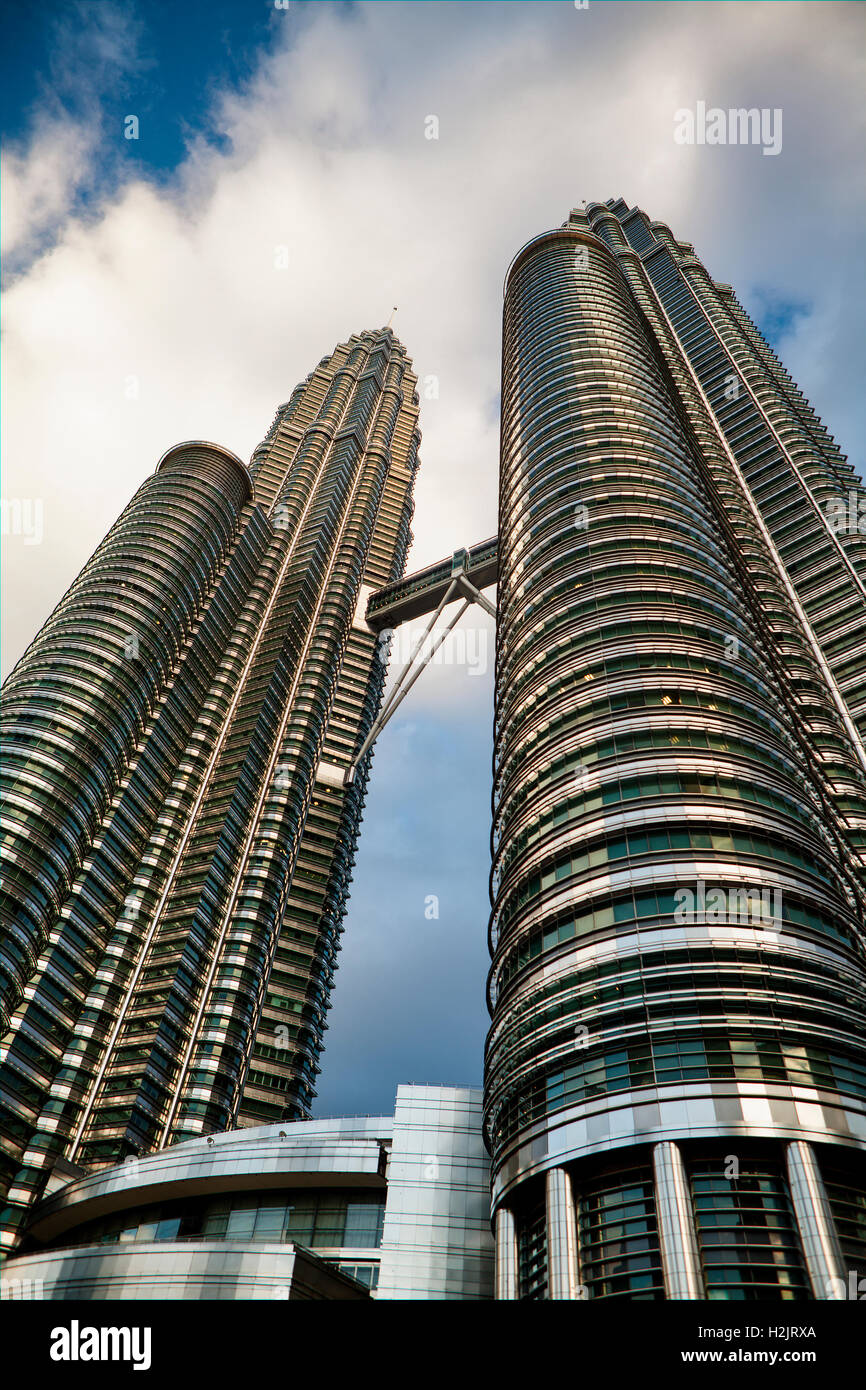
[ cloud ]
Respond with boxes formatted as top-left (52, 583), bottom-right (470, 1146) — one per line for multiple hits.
top-left (2, 122), bottom-right (97, 264)
top-left (3, 3), bottom-right (864, 676)
top-left (2, 1), bottom-right (153, 269)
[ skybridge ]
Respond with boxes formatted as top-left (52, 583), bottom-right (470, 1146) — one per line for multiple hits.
top-left (364, 535), bottom-right (499, 631)
top-left (344, 536), bottom-right (499, 784)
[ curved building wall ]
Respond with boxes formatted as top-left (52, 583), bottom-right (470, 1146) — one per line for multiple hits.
top-left (587, 200), bottom-right (866, 864)
top-left (487, 218), bottom-right (866, 1300)
top-left (0, 1086), bottom-right (493, 1301)
top-left (0, 446), bottom-right (251, 1035)
top-left (0, 331), bottom-right (422, 1255)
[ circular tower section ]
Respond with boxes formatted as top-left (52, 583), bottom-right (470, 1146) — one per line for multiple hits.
top-left (0, 442), bottom-right (251, 1034)
top-left (486, 227), bottom-right (866, 1301)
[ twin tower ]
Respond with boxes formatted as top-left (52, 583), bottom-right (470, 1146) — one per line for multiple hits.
top-left (2, 201), bottom-right (866, 1300)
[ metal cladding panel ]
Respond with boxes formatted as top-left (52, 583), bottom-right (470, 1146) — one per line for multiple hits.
top-left (0, 1241), bottom-right (369, 1300)
top-left (375, 1086), bottom-right (494, 1300)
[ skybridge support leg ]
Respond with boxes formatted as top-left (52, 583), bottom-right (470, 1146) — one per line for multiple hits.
top-left (454, 572), bottom-right (497, 619)
top-left (345, 598), bottom-right (470, 785)
top-left (344, 571), bottom-right (496, 785)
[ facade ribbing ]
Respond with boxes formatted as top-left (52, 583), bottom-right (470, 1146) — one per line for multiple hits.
top-left (0, 329), bottom-right (420, 1253)
top-left (486, 203), bottom-right (866, 1300)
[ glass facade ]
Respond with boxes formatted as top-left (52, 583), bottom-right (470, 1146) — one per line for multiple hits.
top-left (688, 1152), bottom-right (811, 1301)
top-left (515, 1185), bottom-right (547, 1300)
top-left (0, 330), bottom-right (421, 1253)
top-left (818, 1149), bottom-right (866, 1277)
top-left (27, 1189), bottom-right (386, 1253)
top-left (577, 1159), bottom-right (664, 1301)
top-left (487, 203), bottom-right (866, 1299)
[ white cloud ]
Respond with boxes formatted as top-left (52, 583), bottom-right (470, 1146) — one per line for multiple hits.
top-left (3, 0), bottom-right (865, 677)
top-left (1, 1), bottom-right (152, 268)
top-left (1, 121), bottom-right (97, 261)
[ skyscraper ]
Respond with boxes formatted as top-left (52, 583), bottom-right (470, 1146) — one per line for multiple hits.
top-left (0, 328), bottom-right (420, 1252)
top-left (3, 202), bottom-right (866, 1305)
top-left (486, 202), bottom-right (866, 1300)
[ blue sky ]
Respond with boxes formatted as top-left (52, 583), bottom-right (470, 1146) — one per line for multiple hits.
top-left (3, 0), bottom-right (864, 1117)
top-left (2, 1), bottom-right (280, 171)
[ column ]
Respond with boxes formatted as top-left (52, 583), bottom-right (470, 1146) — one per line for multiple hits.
top-left (494, 1205), bottom-right (518, 1300)
top-left (652, 1141), bottom-right (703, 1299)
top-left (785, 1140), bottom-right (847, 1299)
top-left (546, 1166), bottom-right (579, 1299)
